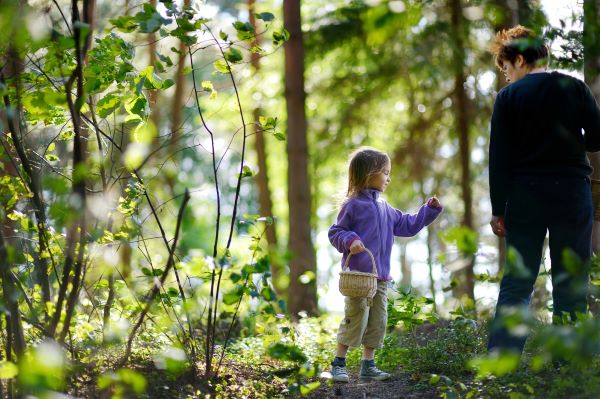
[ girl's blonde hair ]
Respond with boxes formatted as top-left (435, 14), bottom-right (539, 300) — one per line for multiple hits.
top-left (346, 147), bottom-right (390, 198)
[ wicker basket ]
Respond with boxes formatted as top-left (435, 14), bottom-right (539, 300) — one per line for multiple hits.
top-left (339, 248), bottom-right (378, 299)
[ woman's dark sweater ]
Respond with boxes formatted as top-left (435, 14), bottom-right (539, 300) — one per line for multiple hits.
top-left (489, 71), bottom-right (600, 216)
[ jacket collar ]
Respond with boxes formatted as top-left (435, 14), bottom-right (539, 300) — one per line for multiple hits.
top-left (359, 188), bottom-right (381, 201)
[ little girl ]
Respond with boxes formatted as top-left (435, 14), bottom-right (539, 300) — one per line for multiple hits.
top-left (328, 147), bottom-right (442, 382)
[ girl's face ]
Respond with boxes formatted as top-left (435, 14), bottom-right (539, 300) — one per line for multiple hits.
top-left (368, 160), bottom-right (391, 192)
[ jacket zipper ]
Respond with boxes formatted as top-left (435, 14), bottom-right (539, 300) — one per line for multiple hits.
top-left (373, 197), bottom-right (383, 278)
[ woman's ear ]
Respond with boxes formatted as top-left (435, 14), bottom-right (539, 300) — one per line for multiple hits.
top-left (515, 54), bottom-right (525, 68)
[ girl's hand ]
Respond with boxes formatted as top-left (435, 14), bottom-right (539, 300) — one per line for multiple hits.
top-left (349, 239), bottom-right (366, 254)
top-left (427, 196), bottom-right (442, 208)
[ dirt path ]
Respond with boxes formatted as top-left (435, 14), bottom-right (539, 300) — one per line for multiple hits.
top-left (307, 371), bottom-right (438, 398)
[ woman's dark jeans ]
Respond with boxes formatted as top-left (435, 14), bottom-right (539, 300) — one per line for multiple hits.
top-left (488, 175), bottom-right (593, 353)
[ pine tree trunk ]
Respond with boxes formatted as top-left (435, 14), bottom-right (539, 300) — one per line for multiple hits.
top-left (148, 0), bottom-right (160, 141)
top-left (1, 19), bottom-right (51, 307)
top-left (584, 0), bottom-right (600, 314)
top-left (283, 0), bottom-right (318, 318)
top-left (450, 0), bottom-right (475, 301)
top-left (248, 0), bottom-right (284, 294)
top-left (169, 0), bottom-right (191, 161)
top-left (399, 240), bottom-right (411, 288)
top-left (492, 0), bottom-right (518, 275)
top-left (584, 0), bottom-right (600, 254)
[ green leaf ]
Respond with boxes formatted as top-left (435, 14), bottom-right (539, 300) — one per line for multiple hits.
top-left (110, 15), bottom-right (138, 32)
top-left (273, 132), bottom-right (286, 141)
top-left (0, 361), bottom-right (18, 379)
top-left (201, 80), bottom-right (217, 99)
top-left (241, 165), bottom-right (254, 178)
top-left (563, 248), bottom-right (584, 276)
top-left (219, 30), bottom-right (228, 41)
top-left (118, 369), bottom-right (147, 393)
top-left (273, 28), bottom-right (290, 46)
top-left (468, 352), bottom-right (520, 377)
top-left (135, 3), bottom-right (171, 33)
top-left (256, 12), bottom-right (275, 22)
top-left (213, 60), bottom-right (230, 74)
top-left (223, 285), bottom-right (245, 305)
top-left (96, 93), bottom-right (122, 118)
top-left (124, 96), bottom-right (148, 119)
top-left (230, 272), bottom-right (242, 283)
top-left (59, 130), bottom-right (75, 141)
top-left (225, 47), bottom-right (243, 63)
top-left (300, 381), bottom-right (320, 395)
top-left (157, 52), bottom-right (174, 67)
top-left (232, 21), bottom-right (255, 41)
top-left (162, 78), bottom-right (175, 90)
top-left (441, 226), bottom-right (478, 256)
top-left (45, 154), bottom-right (59, 162)
top-left (260, 286), bottom-right (275, 301)
top-left (267, 343), bottom-right (307, 363)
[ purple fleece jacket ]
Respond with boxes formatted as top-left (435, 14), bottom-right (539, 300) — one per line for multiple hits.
top-left (329, 189), bottom-right (443, 281)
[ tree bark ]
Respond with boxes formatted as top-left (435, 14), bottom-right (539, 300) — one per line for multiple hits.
top-left (283, 0), bottom-right (318, 318)
top-left (248, 0), bottom-right (284, 294)
top-left (148, 0), bottom-right (161, 143)
top-left (491, 0), bottom-right (522, 275)
top-left (399, 240), bottom-right (411, 287)
top-left (0, 229), bottom-right (25, 361)
top-left (450, 0), bottom-right (475, 301)
top-left (50, 0), bottom-right (95, 339)
top-left (584, 0), bottom-right (600, 255)
top-left (0, 17), bottom-right (52, 307)
top-left (169, 0), bottom-right (191, 157)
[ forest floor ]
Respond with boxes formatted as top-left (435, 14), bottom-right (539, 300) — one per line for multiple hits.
top-left (307, 371), bottom-right (439, 399)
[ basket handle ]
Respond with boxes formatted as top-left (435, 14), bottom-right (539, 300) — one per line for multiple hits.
top-left (342, 247), bottom-right (377, 276)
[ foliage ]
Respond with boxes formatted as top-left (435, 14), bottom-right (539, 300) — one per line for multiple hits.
top-left (1, 0), bottom-right (598, 398)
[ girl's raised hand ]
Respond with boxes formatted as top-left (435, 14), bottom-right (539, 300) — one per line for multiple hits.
top-left (349, 239), bottom-right (366, 254)
top-left (427, 196), bottom-right (442, 208)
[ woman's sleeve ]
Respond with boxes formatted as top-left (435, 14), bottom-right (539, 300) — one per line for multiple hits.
top-left (581, 82), bottom-right (600, 152)
top-left (328, 202), bottom-right (360, 253)
top-left (392, 204), bottom-right (442, 237)
top-left (489, 91), bottom-right (511, 216)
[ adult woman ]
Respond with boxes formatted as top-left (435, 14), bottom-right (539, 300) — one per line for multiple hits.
top-left (488, 25), bottom-right (600, 353)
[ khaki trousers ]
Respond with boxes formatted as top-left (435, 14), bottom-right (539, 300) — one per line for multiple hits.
top-left (337, 281), bottom-right (388, 349)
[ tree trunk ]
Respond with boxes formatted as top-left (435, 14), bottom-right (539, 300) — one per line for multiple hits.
top-left (584, 0), bottom-right (600, 314)
top-left (283, 0), bottom-right (318, 319)
top-left (0, 14), bottom-right (52, 306)
top-left (584, 0), bottom-right (600, 255)
top-left (169, 0), bottom-right (191, 158)
top-left (248, 0), bottom-right (284, 294)
top-left (0, 229), bottom-right (25, 361)
top-left (50, 0), bottom-right (95, 339)
top-left (492, 0), bottom-right (520, 275)
top-left (399, 240), bottom-right (411, 288)
top-left (450, 0), bottom-right (475, 301)
top-left (426, 224), bottom-right (437, 312)
top-left (148, 0), bottom-right (160, 141)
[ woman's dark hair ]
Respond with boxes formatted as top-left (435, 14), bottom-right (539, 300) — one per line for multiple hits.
top-left (491, 25), bottom-right (549, 69)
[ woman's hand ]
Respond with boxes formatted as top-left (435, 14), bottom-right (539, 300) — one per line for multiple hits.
top-left (349, 239), bottom-right (366, 254)
top-left (427, 196), bottom-right (442, 208)
top-left (490, 215), bottom-right (505, 237)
